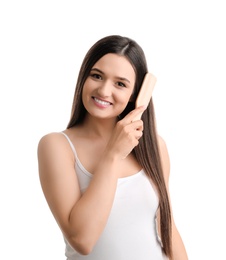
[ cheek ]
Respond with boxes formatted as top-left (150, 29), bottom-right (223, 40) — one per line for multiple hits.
top-left (123, 90), bottom-right (134, 102)
top-left (81, 87), bottom-right (85, 102)
top-left (82, 82), bottom-right (90, 98)
top-left (81, 85), bottom-right (89, 107)
top-left (116, 92), bottom-right (133, 109)
top-left (82, 78), bottom-right (96, 96)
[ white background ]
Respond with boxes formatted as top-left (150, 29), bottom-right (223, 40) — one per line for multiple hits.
top-left (0, 0), bottom-right (225, 259)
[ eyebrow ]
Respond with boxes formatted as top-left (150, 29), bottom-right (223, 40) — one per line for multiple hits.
top-left (91, 68), bottom-right (131, 83)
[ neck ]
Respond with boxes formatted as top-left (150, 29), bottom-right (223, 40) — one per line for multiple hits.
top-left (81, 115), bottom-right (118, 140)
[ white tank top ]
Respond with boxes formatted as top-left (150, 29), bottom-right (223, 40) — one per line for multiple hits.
top-left (61, 132), bottom-right (167, 260)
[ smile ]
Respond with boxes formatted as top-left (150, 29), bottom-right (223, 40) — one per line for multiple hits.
top-left (93, 97), bottom-right (112, 106)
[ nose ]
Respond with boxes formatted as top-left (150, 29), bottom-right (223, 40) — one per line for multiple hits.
top-left (97, 80), bottom-right (112, 97)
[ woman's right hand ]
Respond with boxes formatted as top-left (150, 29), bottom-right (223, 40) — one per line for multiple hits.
top-left (105, 106), bottom-right (146, 160)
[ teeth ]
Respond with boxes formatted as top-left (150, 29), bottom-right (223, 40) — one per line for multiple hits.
top-left (94, 98), bottom-right (111, 105)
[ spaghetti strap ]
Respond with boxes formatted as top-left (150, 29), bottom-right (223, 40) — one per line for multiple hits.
top-left (60, 132), bottom-right (77, 159)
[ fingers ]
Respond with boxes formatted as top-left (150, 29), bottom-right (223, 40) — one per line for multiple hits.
top-left (131, 119), bottom-right (143, 131)
top-left (123, 106), bottom-right (146, 124)
top-left (118, 106), bottom-right (144, 140)
top-left (111, 116), bottom-right (143, 160)
top-left (113, 106), bottom-right (144, 158)
top-left (124, 120), bottom-right (144, 141)
top-left (134, 122), bottom-right (143, 140)
top-left (134, 129), bottom-right (143, 140)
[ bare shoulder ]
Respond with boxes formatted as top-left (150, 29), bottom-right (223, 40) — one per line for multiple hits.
top-left (37, 131), bottom-right (81, 231)
top-left (38, 132), bottom-right (66, 150)
top-left (37, 132), bottom-right (75, 173)
top-left (157, 135), bottom-right (170, 183)
top-left (157, 135), bottom-right (169, 157)
top-left (38, 131), bottom-right (73, 155)
top-left (157, 135), bottom-right (166, 148)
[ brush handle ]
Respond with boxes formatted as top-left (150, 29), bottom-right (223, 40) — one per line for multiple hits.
top-left (133, 73), bottom-right (157, 121)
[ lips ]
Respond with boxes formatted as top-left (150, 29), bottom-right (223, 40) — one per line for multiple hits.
top-left (92, 97), bottom-right (112, 106)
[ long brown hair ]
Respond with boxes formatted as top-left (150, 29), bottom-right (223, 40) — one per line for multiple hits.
top-left (67, 35), bottom-right (172, 258)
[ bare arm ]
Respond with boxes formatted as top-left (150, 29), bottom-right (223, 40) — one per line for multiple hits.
top-left (37, 106), bottom-right (145, 255)
top-left (158, 136), bottom-right (188, 260)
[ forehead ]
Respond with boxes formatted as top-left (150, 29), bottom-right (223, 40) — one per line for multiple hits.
top-left (93, 53), bottom-right (136, 79)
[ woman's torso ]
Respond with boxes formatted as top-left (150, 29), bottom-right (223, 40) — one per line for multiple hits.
top-left (61, 131), bottom-right (166, 260)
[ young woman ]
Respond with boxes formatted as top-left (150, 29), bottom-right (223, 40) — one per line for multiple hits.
top-left (37, 35), bottom-right (188, 259)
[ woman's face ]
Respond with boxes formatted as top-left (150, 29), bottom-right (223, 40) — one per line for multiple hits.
top-left (82, 53), bottom-right (136, 120)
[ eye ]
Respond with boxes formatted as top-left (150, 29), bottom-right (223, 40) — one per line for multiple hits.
top-left (90, 73), bottom-right (102, 80)
top-left (116, 81), bottom-right (126, 88)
